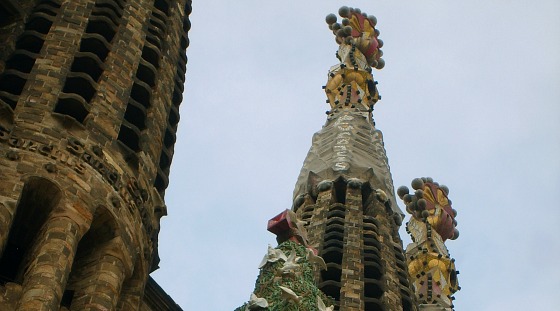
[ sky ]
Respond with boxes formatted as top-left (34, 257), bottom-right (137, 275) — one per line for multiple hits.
top-left (151, 1), bottom-right (560, 310)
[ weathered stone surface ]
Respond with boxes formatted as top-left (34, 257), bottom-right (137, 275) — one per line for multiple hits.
top-left (293, 111), bottom-right (402, 215)
top-left (0, 0), bottom-right (191, 310)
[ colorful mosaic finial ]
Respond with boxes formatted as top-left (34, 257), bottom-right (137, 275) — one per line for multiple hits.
top-left (324, 7), bottom-right (384, 112)
top-left (399, 178), bottom-right (460, 310)
top-left (398, 177), bottom-right (459, 241)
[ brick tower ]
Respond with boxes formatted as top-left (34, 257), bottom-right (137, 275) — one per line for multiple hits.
top-left (240, 6), bottom-right (460, 311)
top-left (0, 0), bottom-right (190, 310)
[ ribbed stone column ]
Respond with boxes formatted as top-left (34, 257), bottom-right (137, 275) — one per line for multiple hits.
top-left (70, 253), bottom-right (126, 311)
top-left (377, 213), bottom-right (405, 310)
top-left (87, 0), bottom-right (152, 140)
top-left (15, 0), bottom-right (94, 115)
top-left (304, 181), bottom-right (333, 248)
top-left (0, 0), bottom-right (191, 309)
top-left (116, 275), bottom-right (145, 310)
top-left (117, 247), bottom-right (148, 310)
top-left (16, 216), bottom-right (81, 311)
top-left (339, 179), bottom-right (364, 310)
top-left (298, 181), bottom-right (332, 282)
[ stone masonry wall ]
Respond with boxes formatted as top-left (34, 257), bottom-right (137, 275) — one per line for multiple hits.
top-left (292, 109), bottom-right (418, 311)
top-left (0, 0), bottom-right (191, 310)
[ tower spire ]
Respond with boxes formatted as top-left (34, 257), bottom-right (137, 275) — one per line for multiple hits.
top-left (292, 6), bottom-right (400, 217)
top-left (288, 6), bottom-right (416, 310)
top-left (240, 6), bottom-right (463, 311)
top-left (398, 178), bottom-right (460, 310)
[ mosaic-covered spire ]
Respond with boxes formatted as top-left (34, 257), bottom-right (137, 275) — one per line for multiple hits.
top-left (292, 6), bottom-right (400, 215)
top-left (235, 210), bottom-right (333, 311)
top-left (398, 178), bottom-right (461, 310)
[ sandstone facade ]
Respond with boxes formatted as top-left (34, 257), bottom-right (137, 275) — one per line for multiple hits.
top-left (0, 0), bottom-right (190, 310)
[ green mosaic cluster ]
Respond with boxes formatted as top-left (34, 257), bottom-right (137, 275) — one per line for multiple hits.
top-left (235, 240), bottom-right (332, 311)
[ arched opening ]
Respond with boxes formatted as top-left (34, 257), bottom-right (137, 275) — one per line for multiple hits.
top-left (80, 34), bottom-right (110, 61)
top-left (364, 298), bottom-right (385, 311)
top-left (154, 168), bottom-right (169, 194)
top-left (364, 279), bottom-right (384, 299)
top-left (401, 296), bottom-right (414, 311)
top-left (5, 50), bottom-right (36, 73)
top-left (361, 182), bottom-right (373, 209)
top-left (333, 178), bottom-right (346, 204)
top-left (0, 177), bottom-right (61, 284)
top-left (153, 0), bottom-right (169, 16)
top-left (85, 16), bottom-right (116, 42)
top-left (0, 0), bottom-right (23, 27)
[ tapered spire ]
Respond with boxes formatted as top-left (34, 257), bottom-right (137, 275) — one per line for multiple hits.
top-left (289, 7), bottom-right (415, 310)
top-left (241, 7), bottom-right (448, 311)
top-left (293, 7), bottom-right (400, 216)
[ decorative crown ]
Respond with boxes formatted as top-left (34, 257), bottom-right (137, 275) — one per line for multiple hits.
top-left (325, 6), bottom-right (384, 69)
top-left (323, 7), bottom-right (385, 112)
top-left (398, 177), bottom-right (459, 241)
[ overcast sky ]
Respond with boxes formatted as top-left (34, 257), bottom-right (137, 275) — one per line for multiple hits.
top-left (151, 1), bottom-right (560, 310)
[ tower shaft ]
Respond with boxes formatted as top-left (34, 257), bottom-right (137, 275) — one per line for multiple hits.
top-left (294, 111), bottom-right (416, 311)
top-left (0, 0), bottom-right (190, 309)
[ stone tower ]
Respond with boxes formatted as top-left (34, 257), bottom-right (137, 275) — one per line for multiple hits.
top-left (0, 0), bottom-right (190, 310)
top-left (290, 7), bottom-right (417, 311)
top-left (239, 6), bottom-right (461, 311)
